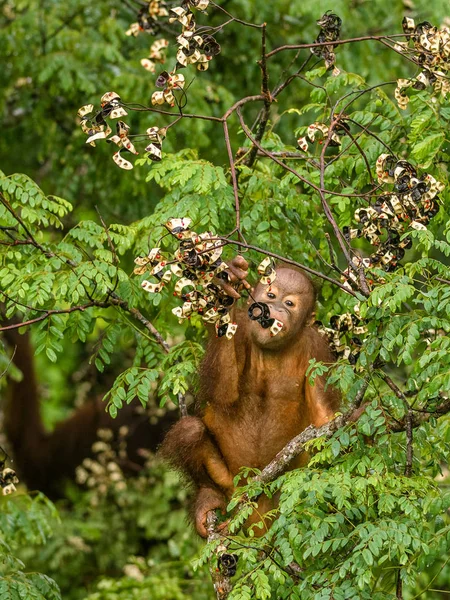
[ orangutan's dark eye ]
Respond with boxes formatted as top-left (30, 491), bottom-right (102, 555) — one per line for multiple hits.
top-left (285, 300), bottom-right (294, 307)
top-left (267, 292), bottom-right (276, 299)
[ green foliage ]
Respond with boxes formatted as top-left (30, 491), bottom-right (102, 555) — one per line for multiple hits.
top-left (18, 463), bottom-right (211, 600)
top-left (2, 0), bottom-right (450, 599)
top-left (0, 494), bottom-right (61, 600)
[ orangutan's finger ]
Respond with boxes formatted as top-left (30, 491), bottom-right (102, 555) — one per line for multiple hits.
top-left (219, 282), bottom-right (241, 299)
top-left (230, 255), bottom-right (249, 271)
top-left (227, 265), bottom-right (248, 282)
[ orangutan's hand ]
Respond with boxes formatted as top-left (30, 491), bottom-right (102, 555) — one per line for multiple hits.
top-left (216, 255), bottom-right (251, 299)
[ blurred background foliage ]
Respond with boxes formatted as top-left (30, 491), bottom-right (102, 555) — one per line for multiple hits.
top-left (1, 0), bottom-right (450, 598)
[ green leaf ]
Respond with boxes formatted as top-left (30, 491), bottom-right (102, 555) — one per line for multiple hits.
top-left (411, 132), bottom-right (444, 164)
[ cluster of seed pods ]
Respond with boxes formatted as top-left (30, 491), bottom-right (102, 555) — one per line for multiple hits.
top-left (134, 218), bottom-right (239, 339)
top-left (247, 258), bottom-right (283, 337)
top-left (77, 92), bottom-right (166, 169)
top-left (141, 38), bottom-right (169, 74)
top-left (395, 17), bottom-right (450, 109)
top-left (297, 120), bottom-right (350, 153)
top-left (297, 142), bottom-right (444, 362)
top-left (0, 450), bottom-right (19, 496)
top-left (311, 11), bottom-right (342, 71)
top-left (149, 0), bottom-right (221, 107)
top-left (126, 0), bottom-right (169, 36)
top-left (134, 221), bottom-right (284, 339)
top-left (318, 308), bottom-right (368, 365)
top-left (343, 154), bottom-right (443, 277)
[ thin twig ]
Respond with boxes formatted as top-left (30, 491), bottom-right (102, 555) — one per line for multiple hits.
top-left (223, 120), bottom-right (241, 230)
top-left (0, 192), bottom-right (78, 267)
top-left (317, 117), bottom-right (361, 282)
top-left (240, 23), bottom-right (272, 170)
top-left (272, 55), bottom-right (314, 99)
top-left (378, 372), bottom-right (413, 476)
top-left (396, 570), bottom-right (403, 600)
top-left (347, 118), bottom-right (398, 157)
top-left (45, 6), bottom-right (85, 44)
top-left (209, 1), bottom-right (264, 30)
top-left (110, 293), bottom-right (171, 354)
top-left (0, 302), bottom-right (103, 331)
top-left (215, 237), bottom-right (357, 297)
top-left (222, 95), bottom-right (265, 120)
top-left (324, 233), bottom-right (345, 276)
top-left (0, 345), bottom-right (16, 380)
top-left (235, 107), bottom-right (377, 201)
top-left (265, 34), bottom-right (412, 59)
top-left (95, 206), bottom-right (119, 265)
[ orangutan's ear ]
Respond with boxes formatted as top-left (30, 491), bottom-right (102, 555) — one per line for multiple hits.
top-left (307, 311), bottom-right (316, 326)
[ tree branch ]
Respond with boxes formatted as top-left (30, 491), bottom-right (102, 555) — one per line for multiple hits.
top-left (216, 237), bottom-right (357, 297)
top-left (0, 302), bottom-right (102, 331)
top-left (206, 512), bottom-right (232, 600)
top-left (265, 34), bottom-right (412, 60)
top-left (249, 385), bottom-right (449, 491)
top-left (222, 120), bottom-right (241, 230)
top-left (240, 24), bottom-right (273, 170)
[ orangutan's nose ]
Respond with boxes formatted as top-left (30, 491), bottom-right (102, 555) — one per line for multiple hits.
top-left (267, 302), bottom-right (288, 319)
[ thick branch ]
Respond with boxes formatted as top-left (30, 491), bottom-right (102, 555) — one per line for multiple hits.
top-left (206, 512), bottom-right (232, 600)
top-left (254, 390), bottom-right (450, 487)
top-left (255, 411), bottom-right (348, 485)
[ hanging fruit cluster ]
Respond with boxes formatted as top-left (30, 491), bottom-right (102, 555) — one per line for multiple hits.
top-left (323, 154), bottom-right (443, 364)
top-left (77, 92), bottom-right (166, 169)
top-left (134, 221), bottom-right (284, 339)
top-left (297, 120), bottom-right (350, 153)
top-left (141, 38), bottom-right (169, 73)
top-left (311, 11), bottom-right (342, 72)
top-left (148, 0), bottom-right (220, 106)
top-left (295, 115), bottom-right (443, 286)
top-left (318, 307), bottom-right (367, 365)
top-left (78, 91), bottom-right (128, 145)
top-left (343, 154), bottom-right (443, 276)
top-left (395, 17), bottom-right (450, 109)
top-left (246, 257), bottom-right (283, 337)
top-left (78, 1), bottom-right (222, 164)
top-left (218, 551), bottom-right (239, 577)
top-left (0, 449), bottom-right (19, 496)
top-left (134, 218), bottom-right (239, 339)
top-left (298, 140), bottom-right (444, 362)
top-left (126, 0), bottom-right (169, 36)
top-left (152, 70), bottom-right (186, 106)
top-left (124, 0), bottom-right (223, 79)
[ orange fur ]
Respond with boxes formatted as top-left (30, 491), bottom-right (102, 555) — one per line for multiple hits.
top-left (161, 269), bottom-right (340, 537)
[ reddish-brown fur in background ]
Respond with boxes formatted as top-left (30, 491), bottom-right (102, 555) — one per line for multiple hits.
top-left (1, 327), bottom-right (176, 497)
top-left (161, 260), bottom-right (340, 537)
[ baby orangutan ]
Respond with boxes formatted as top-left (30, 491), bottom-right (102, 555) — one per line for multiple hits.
top-left (161, 256), bottom-right (339, 537)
